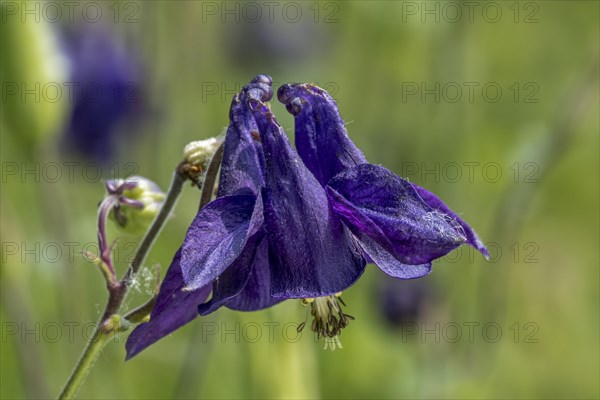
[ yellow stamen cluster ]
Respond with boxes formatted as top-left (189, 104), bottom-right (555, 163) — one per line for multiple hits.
top-left (299, 293), bottom-right (354, 350)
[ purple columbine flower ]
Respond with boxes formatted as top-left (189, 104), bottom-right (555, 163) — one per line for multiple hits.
top-left (126, 76), bottom-right (489, 357)
top-left (125, 75), bottom-right (278, 359)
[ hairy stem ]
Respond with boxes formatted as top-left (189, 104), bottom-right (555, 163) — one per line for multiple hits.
top-left (57, 328), bottom-right (111, 400)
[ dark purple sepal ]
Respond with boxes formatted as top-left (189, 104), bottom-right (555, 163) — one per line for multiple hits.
top-left (327, 164), bottom-right (469, 266)
top-left (125, 248), bottom-right (211, 360)
top-left (180, 193), bottom-right (264, 291)
top-left (199, 237), bottom-right (281, 315)
top-left (355, 233), bottom-right (432, 279)
top-left (218, 122), bottom-right (263, 197)
top-left (411, 184), bottom-right (489, 259)
top-left (218, 75), bottom-right (273, 197)
top-left (225, 240), bottom-right (283, 311)
top-left (253, 103), bottom-right (366, 298)
top-left (277, 83), bottom-right (367, 186)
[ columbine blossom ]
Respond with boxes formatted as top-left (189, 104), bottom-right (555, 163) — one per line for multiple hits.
top-left (126, 76), bottom-right (488, 357)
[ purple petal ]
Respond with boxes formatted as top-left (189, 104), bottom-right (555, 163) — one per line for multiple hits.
top-left (225, 238), bottom-right (282, 311)
top-left (327, 164), bottom-right (470, 266)
top-left (198, 237), bottom-right (281, 315)
top-left (252, 104), bottom-right (365, 298)
top-left (126, 248), bottom-right (211, 360)
top-left (181, 193), bottom-right (263, 291)
top-left (411, 184), bottom-right (489, 259)
top-left (277, 83), bottom-right (367, 186)
top-left (218, 75), bottom-right (272, 196)
top-left (355, 233), bottom-right (432, 279)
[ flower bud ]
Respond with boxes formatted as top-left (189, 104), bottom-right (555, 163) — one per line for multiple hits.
top-left (182, 137), bottom-right (223, 182)
top-left (106, 176), bottom-right (165, 235)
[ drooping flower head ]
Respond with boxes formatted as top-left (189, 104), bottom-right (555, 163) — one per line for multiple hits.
top-left (126, 76), bottom-right (489, 358)
top-left (105, 176), bottom-right (165, 236)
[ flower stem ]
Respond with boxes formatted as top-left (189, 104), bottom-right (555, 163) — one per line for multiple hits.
top-left (57, 168), bottom-right (187, 400)
top-left (198, 140), bottom-right (224, 211)
top-left (96, 195), bottom-right (120, 287)
top-left (57, 328), bottom-right (111, 400)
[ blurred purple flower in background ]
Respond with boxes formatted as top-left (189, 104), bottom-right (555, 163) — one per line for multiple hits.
top-left (377, 278), bottom-right (431, 328)
top-left (59, 24), bottom-right (144, 163)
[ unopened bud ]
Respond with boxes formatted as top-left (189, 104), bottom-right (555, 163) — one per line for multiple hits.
top-left (184, 137), bottom-right (221, 164)
top-left (181, 137), bottom-right (223, 182)
top-left (106, 176), bottom-right (165, 235)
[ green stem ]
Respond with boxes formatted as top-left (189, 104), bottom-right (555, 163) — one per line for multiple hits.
top-left (57, 168), bottom-right (187, 400)
top-left (198, 140), bottom-right (224, 211)
top-left (57, 328), bottom-right (111, 400)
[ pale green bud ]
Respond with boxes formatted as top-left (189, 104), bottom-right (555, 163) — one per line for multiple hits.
top-left (106, 176), bottom-right (165, 236)
top-left (184, 137), bottom-right (221, 165)
top-left (181, 137), bottom-right (223, 182)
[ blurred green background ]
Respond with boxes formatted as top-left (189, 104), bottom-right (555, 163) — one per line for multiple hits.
top-left (1, 1), bottom-right (598, 399)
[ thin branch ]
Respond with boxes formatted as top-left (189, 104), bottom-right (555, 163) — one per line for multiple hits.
top-left (198, 141), bottom-right (224, 211)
